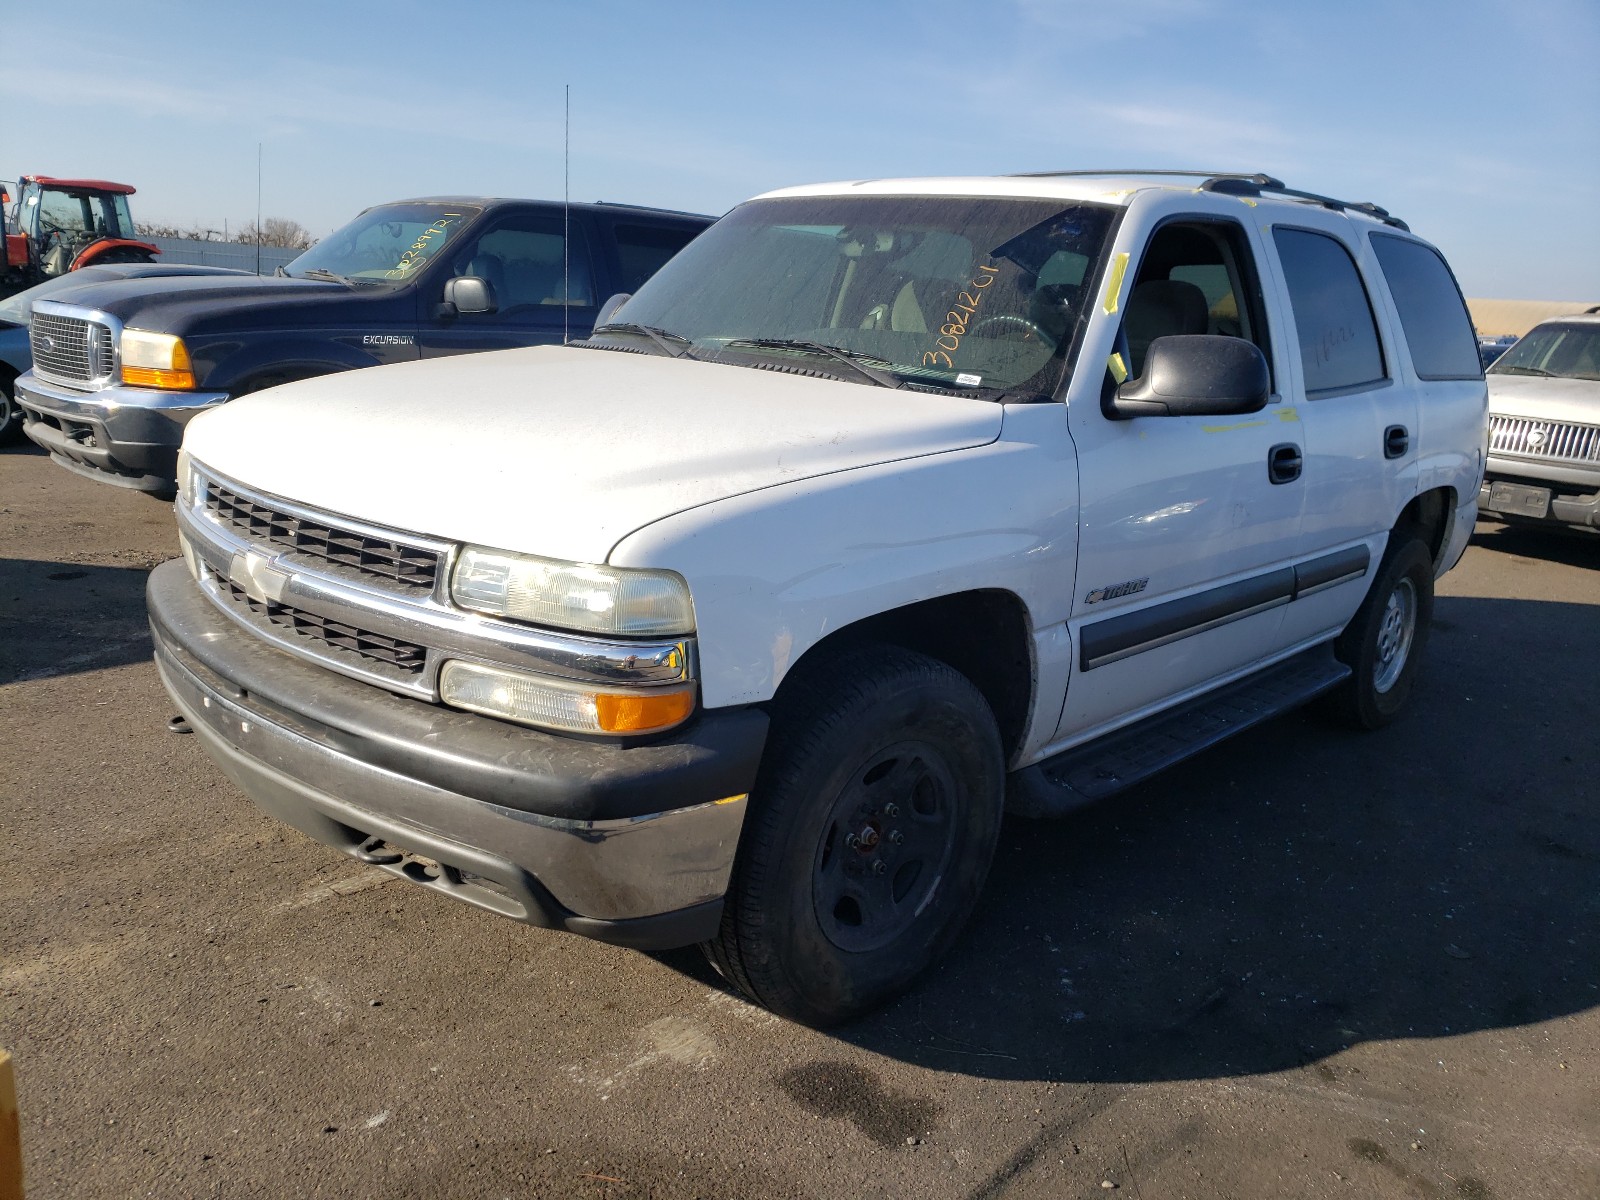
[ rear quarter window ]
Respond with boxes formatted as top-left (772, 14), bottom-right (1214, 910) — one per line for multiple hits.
top-left (1369, 234), bottom-right (1481, 380)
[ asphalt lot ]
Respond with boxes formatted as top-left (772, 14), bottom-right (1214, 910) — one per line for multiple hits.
top-left (2, 440), bottom-right (1596, 1199)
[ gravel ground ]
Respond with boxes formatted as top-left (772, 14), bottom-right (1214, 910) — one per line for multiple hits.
top-left (2, 441), bottom-right (1596, 1199)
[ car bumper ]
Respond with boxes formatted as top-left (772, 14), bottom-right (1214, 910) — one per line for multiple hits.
top-left (1479, 478), bottom-right (1600, 529)
top-left (147, 558), bottom-right (767, 949)
top-left (16, 371), bottom-right (229, 492)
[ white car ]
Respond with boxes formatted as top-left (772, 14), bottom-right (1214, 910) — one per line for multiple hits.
top-left (149, 170), bottom-right (1486, 1024)
top-left (1481, 309), bottom-right (1600, 532)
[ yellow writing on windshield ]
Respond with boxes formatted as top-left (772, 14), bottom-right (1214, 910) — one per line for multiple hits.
top-left (921, 264), bottom-right (999, 369)
top-left (387, 213), bottom-right (463, 277)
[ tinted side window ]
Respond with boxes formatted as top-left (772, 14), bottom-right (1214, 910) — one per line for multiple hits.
top-left (455, 217), bottom-right (595, 310)
top-left (1272, 228), bottom-right (1386, 394)
top-left (1369, 234), bottom-right (1480, 379)
top-left (614, 224), bottom-right (700, 293)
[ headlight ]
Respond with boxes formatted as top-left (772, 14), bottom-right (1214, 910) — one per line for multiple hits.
top-left (439, 659), bottom-right (695, 735)
top-left (121, 329), bottom-right (196, 390)
top-left (451, 547), bottom-right (693, 637)
top-left (176, 449), bottom-right (198, 507)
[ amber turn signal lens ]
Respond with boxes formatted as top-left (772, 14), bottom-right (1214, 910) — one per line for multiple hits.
top-left (122, 365), bottom-right (197, 389)
top-left (594, 688), bottom-right (697, 734)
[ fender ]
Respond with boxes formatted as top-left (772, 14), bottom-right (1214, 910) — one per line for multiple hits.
top-left (608, 403), bottom-right (1082, 720)
top-left (70, 238), bottom-right (161, 268)
top-left (202, 335), bottom-right (394, 394)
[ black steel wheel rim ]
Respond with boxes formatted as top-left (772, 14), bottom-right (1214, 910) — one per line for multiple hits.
top-left (811, 739), bottom-right (961, 953)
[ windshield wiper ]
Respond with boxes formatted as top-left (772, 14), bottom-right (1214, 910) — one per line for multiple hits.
top-left (1495, 365), bottom-right (1553, 377)
top-left (591, 322), bottom-right (697, 359)
top-left (725, 338), bottom-right (902, 389)
top-left (297, 267), bottom-right (351, 285)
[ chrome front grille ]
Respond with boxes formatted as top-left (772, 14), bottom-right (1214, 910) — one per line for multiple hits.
top-left (218, 579), bottom-right (428, 678)
top-left (181, 464), bottom-right (695, 704)
top-left (30, 311), bottom-right (115, 386)
top-left (205, 483), bottom-right (443, 595)
top-left (1489, 414), bottom-right (1600, 465)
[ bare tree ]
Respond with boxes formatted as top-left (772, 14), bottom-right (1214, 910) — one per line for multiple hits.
top-left (135, 221), bottom-right (233, 242)
top-left (237, 217), bottom-right (314, 249)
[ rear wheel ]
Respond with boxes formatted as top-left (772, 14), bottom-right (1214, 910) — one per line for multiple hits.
top-left (1322, 532), bottom-right (1434, 730)
top-left (77, 246), bottom-right (156, 267)
top-left (704, 644), bottom-right (1004, 1027)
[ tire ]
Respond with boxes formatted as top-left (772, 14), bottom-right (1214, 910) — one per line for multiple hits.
top-left (0, 374), bottom-right (22, 447)
top-left (80, 247), bottom-right (155, 266)
top-left (704, 643), bottom-right (1005, 1027)
top-left (1322, 532), bottom-right (1434, 730)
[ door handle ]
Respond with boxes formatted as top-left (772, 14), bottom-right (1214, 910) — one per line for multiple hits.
top-left (1268, 442), bottom-right (1302, 485)
top-left (1384, 425), bottom-right (1410, 459)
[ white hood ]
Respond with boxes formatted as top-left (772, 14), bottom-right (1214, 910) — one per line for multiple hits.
top-left (183, 345), bottom-right (1003, 563)
top-left (1486, 372), bottom-right (1600, 425)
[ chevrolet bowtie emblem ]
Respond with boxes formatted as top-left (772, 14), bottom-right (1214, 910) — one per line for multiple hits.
top-left (228, 551), bottom-right (290, 605)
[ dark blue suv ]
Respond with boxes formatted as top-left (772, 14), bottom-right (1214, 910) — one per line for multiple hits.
top-left (15, 196), bottom-right (712, 493)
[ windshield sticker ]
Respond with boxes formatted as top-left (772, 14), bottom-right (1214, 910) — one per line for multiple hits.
top-left (956, 372), bottom-right (982, 387)
top-left (921, 264), bottom-right (999, 369)
top-left (387, 213), bottom-right (462, 277)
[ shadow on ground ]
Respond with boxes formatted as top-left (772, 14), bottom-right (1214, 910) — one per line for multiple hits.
top-left (667, 592), bottom-right (1600, 1084)
top-left (1471, 520), bottom-right (1600, 570)
top-left (0, 558), bottom-right (157, 684)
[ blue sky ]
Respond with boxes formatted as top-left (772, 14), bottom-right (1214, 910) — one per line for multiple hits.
top-left (5, 0), bottom-right (1596, 299)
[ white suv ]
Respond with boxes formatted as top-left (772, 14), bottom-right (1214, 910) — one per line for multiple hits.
top-left (149, 171), bottom-right (1486, 1025)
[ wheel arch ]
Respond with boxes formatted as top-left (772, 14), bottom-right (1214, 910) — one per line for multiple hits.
top-left (772, 589), bottom-right (1036, 763)
top-left (1396, 485), bottom-right (1457, 566)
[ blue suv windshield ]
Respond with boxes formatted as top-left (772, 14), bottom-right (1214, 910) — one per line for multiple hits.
top-left (286, 203), bottom-right (480, 284)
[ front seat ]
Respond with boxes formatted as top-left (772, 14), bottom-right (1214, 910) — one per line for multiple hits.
top-left (462, 253), bottom-right (506, 302)
top-left (1124, 278), bottom-right (1210, 377)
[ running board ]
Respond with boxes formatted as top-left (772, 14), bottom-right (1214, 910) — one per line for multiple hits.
top-left (1007, 645), bottom-right (1351, 817)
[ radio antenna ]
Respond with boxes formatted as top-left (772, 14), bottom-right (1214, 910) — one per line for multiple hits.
top-left (563, 84), bottom-right (570, 345)
top-left (255, 142), bottom-right (263, 276)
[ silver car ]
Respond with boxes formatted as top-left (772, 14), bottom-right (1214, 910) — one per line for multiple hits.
top-left (1480, 309), bottom-right (1600, 533)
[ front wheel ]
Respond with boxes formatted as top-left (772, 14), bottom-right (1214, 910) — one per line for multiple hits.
top-left (704, 644), bottom-right (1005, 1026)
top-left (1322, 532), bottom-right (1435, 730)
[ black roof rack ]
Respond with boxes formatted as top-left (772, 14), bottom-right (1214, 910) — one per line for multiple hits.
top-left (1008, 169), bottom-right (1409, 232)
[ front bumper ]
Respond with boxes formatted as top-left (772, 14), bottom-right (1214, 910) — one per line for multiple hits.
top-left (1479, 476), bottom-right (1600, 529)
top-left (16, 371), bottom-right (229, 492)
top-left (148, 559), bottom-right (767, 949)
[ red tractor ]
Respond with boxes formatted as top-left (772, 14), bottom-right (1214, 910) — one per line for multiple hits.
top-left (2, 175), bottom-right (160, 297)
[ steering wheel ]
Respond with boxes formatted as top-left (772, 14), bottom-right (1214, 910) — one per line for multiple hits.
top-left (971, 313), bottom-right (1045, 341)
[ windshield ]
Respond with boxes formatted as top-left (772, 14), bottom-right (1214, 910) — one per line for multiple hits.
top-left (597, 195), bottom-right (1118, 397)
top-left (1488, 322), bottom-right (1600, 382)
top-left (285, 203), bottom-right (480, 284)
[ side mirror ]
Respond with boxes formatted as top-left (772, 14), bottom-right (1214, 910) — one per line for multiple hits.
top-left (595, 292), bottom-right (631, 327)
top-left (441, 275), bottom-right (497, 316)
top-left (1106, 335), bottom-right (1270, 420)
